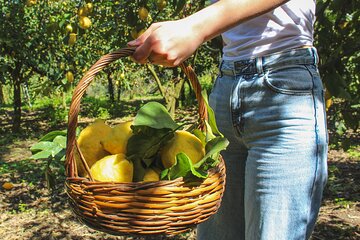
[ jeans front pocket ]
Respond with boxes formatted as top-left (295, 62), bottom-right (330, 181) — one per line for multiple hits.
top-left (264, 65), bottom-right (315, 95)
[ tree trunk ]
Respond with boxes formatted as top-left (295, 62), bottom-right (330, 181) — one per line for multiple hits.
top-left (0, 82), bottom-right (4, 105)
top-left (117, 85), bottom-right (121, 102)
top-left (106, 71), bottom-right (114, 103)
top-left (12, 63), bottom-right (22, 132)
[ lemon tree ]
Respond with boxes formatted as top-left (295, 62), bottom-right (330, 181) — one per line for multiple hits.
top-left (0, 0), bottom-right (218, 130)
top-left (315, 0), bottom-right (359, 148)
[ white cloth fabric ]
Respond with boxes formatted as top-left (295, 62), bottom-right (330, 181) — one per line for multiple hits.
top-left (220, 0), bottom-right (316, 60)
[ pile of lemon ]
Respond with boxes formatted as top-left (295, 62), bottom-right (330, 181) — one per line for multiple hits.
top-left (75, 119), bottom-right (205, 183)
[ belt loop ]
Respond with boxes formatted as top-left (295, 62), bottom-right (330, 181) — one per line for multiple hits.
top-left (256, 56), bottom-right (263, 74)
top-left (311, 47), bottom-right (318, 65)
top-left (232, 61), bottom-right (237, 76)
top-left (219, 60), bottom-right (224, 77)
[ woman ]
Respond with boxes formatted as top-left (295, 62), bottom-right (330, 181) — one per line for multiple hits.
top-left (129, 0), bottom-right (328, 239)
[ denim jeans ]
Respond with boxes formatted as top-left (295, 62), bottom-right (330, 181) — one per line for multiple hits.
top-left (197, 47), bottom-right (328, 240)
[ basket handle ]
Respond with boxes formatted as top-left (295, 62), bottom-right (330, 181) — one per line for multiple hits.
top-left (65, 47), bottom-right (208, 178)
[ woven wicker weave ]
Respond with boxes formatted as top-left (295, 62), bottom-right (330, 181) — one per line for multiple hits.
top-left (64, 47), bottom-right (226, 236)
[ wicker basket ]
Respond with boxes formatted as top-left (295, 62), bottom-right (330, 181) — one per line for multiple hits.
top-left (64, 47), bottom-right (226, 236)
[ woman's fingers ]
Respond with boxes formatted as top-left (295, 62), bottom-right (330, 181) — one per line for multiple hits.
top-left (127, 20), bottom-right (203, 67)
top-left (128, 24), bottom-right (161, 63)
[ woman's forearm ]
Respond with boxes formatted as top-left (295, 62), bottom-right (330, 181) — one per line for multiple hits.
top-left (185, 0), bottom-right (289, 43)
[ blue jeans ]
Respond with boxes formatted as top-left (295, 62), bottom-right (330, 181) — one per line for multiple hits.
top-left (197, 47), bottom-right (328, 240)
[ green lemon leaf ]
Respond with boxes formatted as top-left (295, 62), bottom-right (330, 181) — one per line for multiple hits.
top-left (193, 129), bottom-right (206, 145)
top-left (132, 102), bottom-right (179, 130)
top-left (51, 145), bottom-right (64, 158)
top-left (127, 127), bottom-right (174, 162)
top-left (132, 158), bottom-right (146, 182)
top-left (30, 141), bottom-right (58, 152)
top-left (160, 168), bottom-right (169, 180)
top-left (30, 149), bottom-right (53, 160)
top-left (53, 135), bottom-right (66, 148)
top-left (194, 136), bottom-right (229, 169)
top-left (39, 130), bottom-right (67, 142)
top-left (201, 90), bottom-right (222, 136)
top-left (166, 152), bottom-right (207, 180)
top-left (205, 120), bottom-right (216, 141)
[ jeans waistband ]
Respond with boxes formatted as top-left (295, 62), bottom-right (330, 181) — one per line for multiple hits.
top-left (219, 47), bottom-right (319, 76)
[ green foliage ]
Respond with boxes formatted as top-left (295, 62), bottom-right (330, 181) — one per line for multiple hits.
top-left (161, 152), bottom-right (208, 180)
top-left (327, 100), bottom-right (359, 150)
top-left (17, 201), bottom-right (29, 213)
top-left (132, 101), bottom-right (179, 130)
top-left (315, 0), bottom-right (359, 148)
top-left (30, 130), bottom-right (67, 190)
top-left (30, 95), bottom-right (69, 126)
top-left (347, 146), bottom-right (360, 159)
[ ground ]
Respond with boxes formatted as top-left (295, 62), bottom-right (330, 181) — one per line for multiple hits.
top-left (0, 108), bottom-right (359, 240)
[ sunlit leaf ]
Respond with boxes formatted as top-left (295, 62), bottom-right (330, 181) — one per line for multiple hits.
top-left (39, 130), bottom-right (67, 142)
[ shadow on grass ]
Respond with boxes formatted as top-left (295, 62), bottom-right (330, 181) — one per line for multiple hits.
top-left (324, 160), bottom-right (360, 203)
top-left (0, 157), bottom-right (67, 213)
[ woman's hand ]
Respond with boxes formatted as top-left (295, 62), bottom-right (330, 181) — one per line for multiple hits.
top-left (128, 19), bottom-right (204, 67)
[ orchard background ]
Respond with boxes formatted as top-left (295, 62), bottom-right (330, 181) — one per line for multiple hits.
top-left (0, 0), bottom-right (359, 239)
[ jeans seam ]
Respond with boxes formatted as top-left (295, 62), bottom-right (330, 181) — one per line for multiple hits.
top-left (305, 68), bottom-right (321, 238)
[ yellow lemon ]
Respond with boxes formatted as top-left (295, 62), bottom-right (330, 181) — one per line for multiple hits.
top-left (65, 24), bottom-right (73, 33)
top-left (130, 28), bottom-right (138, 39)
top-left (101, 121), bottom-right (133, 155)
top-left (2, 182), bottom-right (14, 190)
top-left (78, 6), bottom-right (88, 16)
top-left (90, 153), bottom-right (133, 182)
top-left (157, 0), bottom-right (167, 11)
top-left (160, 130), bottom-right (205, 169)
top-left (26, 0), bottom-right (36, 6)
top-left (326, 98), bottom-right (333, 111)
top-left (68, 33), bottom-right (77, 46)
top-left (85, 3), bottom-right (94, 13)
top-left (75, 119), bottom-right (112, 176)
top-left (143, 168), bottom-right (160, 182)
top-left (66, 71), bottom-right (74, 83)
top-left (138, 7), bottom-right (148, 21)
top-left (79, 16), bottom-right (92, 29)
top-left (325, 90), bottom-right (332, 111)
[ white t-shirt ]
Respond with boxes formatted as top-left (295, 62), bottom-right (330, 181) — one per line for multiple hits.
top-left (220, 0), bottom-right (316, 60)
